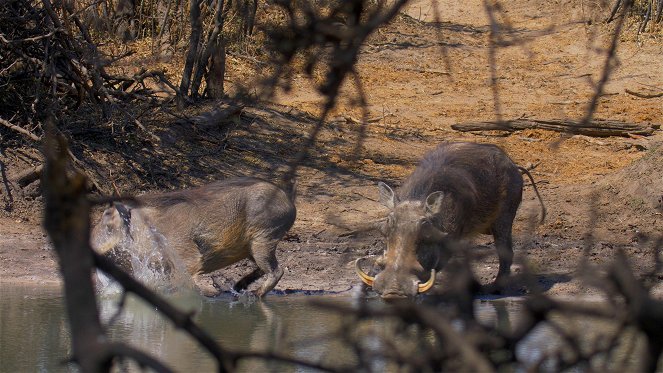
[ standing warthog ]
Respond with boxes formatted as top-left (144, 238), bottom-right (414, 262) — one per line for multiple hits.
top-left (355, 142), bottom-right (545, 299)
top-left (92, 177), bottom-right (296, 297)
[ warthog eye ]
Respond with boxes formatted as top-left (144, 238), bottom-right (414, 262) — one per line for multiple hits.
top-left (386, 214), bottom-right (395, 228)
top-left (378, 215), bottom-right (394, 236)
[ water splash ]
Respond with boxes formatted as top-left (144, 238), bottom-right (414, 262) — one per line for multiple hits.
top-left (230, 289), bottom-right (259, 306)
top-left (93, 212), bottom-right (195, 297)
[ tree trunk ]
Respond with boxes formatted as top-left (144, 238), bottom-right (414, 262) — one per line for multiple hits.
top-left (206, 38), bottom-right (226, 98)
top-left (191, 0), bottom-right (226, 98)
top-left (178, 0), bottom-right (203, 107)
top-left (246, 0), bottom-right (259, 36)
top-left (114, 0), bottom-right (136, 40)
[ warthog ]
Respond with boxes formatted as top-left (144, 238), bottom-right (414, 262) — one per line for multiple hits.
top-left (92, 177), bottom-right (296, 297)
top-left (355, 142), bottom-right (545, 299)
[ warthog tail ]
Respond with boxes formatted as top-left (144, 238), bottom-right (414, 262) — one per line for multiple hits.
top-left (518, 166), bottom-right (546, 225)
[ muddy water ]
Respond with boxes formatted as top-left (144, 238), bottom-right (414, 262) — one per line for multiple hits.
top-left (0, 284), bottom-right (641, 372)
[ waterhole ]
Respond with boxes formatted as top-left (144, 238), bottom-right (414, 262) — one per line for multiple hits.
top-left (0, 283), bottom-right (645, 372)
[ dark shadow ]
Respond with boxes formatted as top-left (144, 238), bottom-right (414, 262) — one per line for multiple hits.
top-left (476, 272), bottom-right (573, 298)
top-left (65, 99), bottom-right (431, 201)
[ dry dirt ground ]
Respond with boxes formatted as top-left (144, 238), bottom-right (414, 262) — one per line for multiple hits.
top-left (1, 0), bottom-right (662, 300)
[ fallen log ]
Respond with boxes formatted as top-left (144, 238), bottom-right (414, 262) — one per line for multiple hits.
top-left (625, 89), bottom-right (663, 99)
top-left (451, 119), bottom-right (658, 137)
top-left (180, 102), bottom-right (244, 128)
top-left (13, 165), bottom-right (43, 187)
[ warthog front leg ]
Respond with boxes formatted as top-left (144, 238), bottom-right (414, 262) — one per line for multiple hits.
top-left (250, 238), bottom-right (284, 297)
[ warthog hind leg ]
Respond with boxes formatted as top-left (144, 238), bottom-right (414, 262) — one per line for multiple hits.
top-left (250, 238), bottom-right (284, 297)
top-left (492, 216), bottom-right (515, 286)
top-left (233, 267), bottom-right (264, 293)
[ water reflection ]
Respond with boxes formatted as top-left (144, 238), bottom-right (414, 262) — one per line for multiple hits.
top-left (0, 285), bottom-right (644, 372)
top-left (97, 290), bottom-right (355, 372)
top-left (0, 285), bottom-right (72, 373)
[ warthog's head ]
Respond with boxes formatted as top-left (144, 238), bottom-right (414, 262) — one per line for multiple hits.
top-left (92, 202), bottom-right (172, 276)
top-left (356, 182), bottom-right (447, 300)
top-left (92, 202), bottom-right (135, 273)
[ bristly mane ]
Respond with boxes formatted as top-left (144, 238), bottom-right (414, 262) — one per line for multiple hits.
top-left (135, 177), bottom-right (276, 208)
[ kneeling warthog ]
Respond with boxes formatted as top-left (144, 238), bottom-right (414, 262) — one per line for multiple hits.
top-left (356, 142), bottom-right (545, 299)
top-left (92, 177), bottom-right (296, 297)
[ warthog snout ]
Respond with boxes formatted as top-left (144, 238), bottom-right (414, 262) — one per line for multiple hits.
top-left (356, 257), bottom-right (436, 299)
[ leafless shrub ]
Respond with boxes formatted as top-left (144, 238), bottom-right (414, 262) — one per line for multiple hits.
top-left (0, 0), bottom-right (180, 148)
top-left (610, 0), bottom-right (663, 33)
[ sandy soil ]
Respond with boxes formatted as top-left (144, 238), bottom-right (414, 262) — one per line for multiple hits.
top-left (1, 0), bottom-right (662, 299)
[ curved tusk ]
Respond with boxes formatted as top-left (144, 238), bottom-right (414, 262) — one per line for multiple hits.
top-left (417, 269), bottom-right (436, 293)
top-left (355, 258), bottom-right (375, 287)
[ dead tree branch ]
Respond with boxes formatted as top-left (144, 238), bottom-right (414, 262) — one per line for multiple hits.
top-left (269, 0), bottom-right (412, 185)
top-left (451, 118), bottom-right (657, 137)
top-left (93, 252), bottom-right (234, 372)
top-left (625, 89), bottom-right (663, 98)
top-left (0, 117), bottom-right (40, 142)
top-left (42, 124), bottom-right (124, 372)
top-left (608, 250), bottom-right (663, 373)
top-left (14, 165), bottom-right (43, 188)
top-left (580, 0), bottom-right (632, 128)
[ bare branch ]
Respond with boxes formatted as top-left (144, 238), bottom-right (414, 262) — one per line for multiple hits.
top-left (579, 0), bottom-right (633, 128)
top-left (0, 117), bottom-right (40, 141)
top-left (42, 122), bottom-right (111, 372)
top-left (107, 343), bottom-right (174, 373)
top-left (93, 252), bottom-right (234, 372)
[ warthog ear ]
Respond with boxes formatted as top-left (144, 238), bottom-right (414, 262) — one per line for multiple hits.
top-left (425, 191), bottom-right (445, 215)
top-left (378, 182), bottom-right (397, 209)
